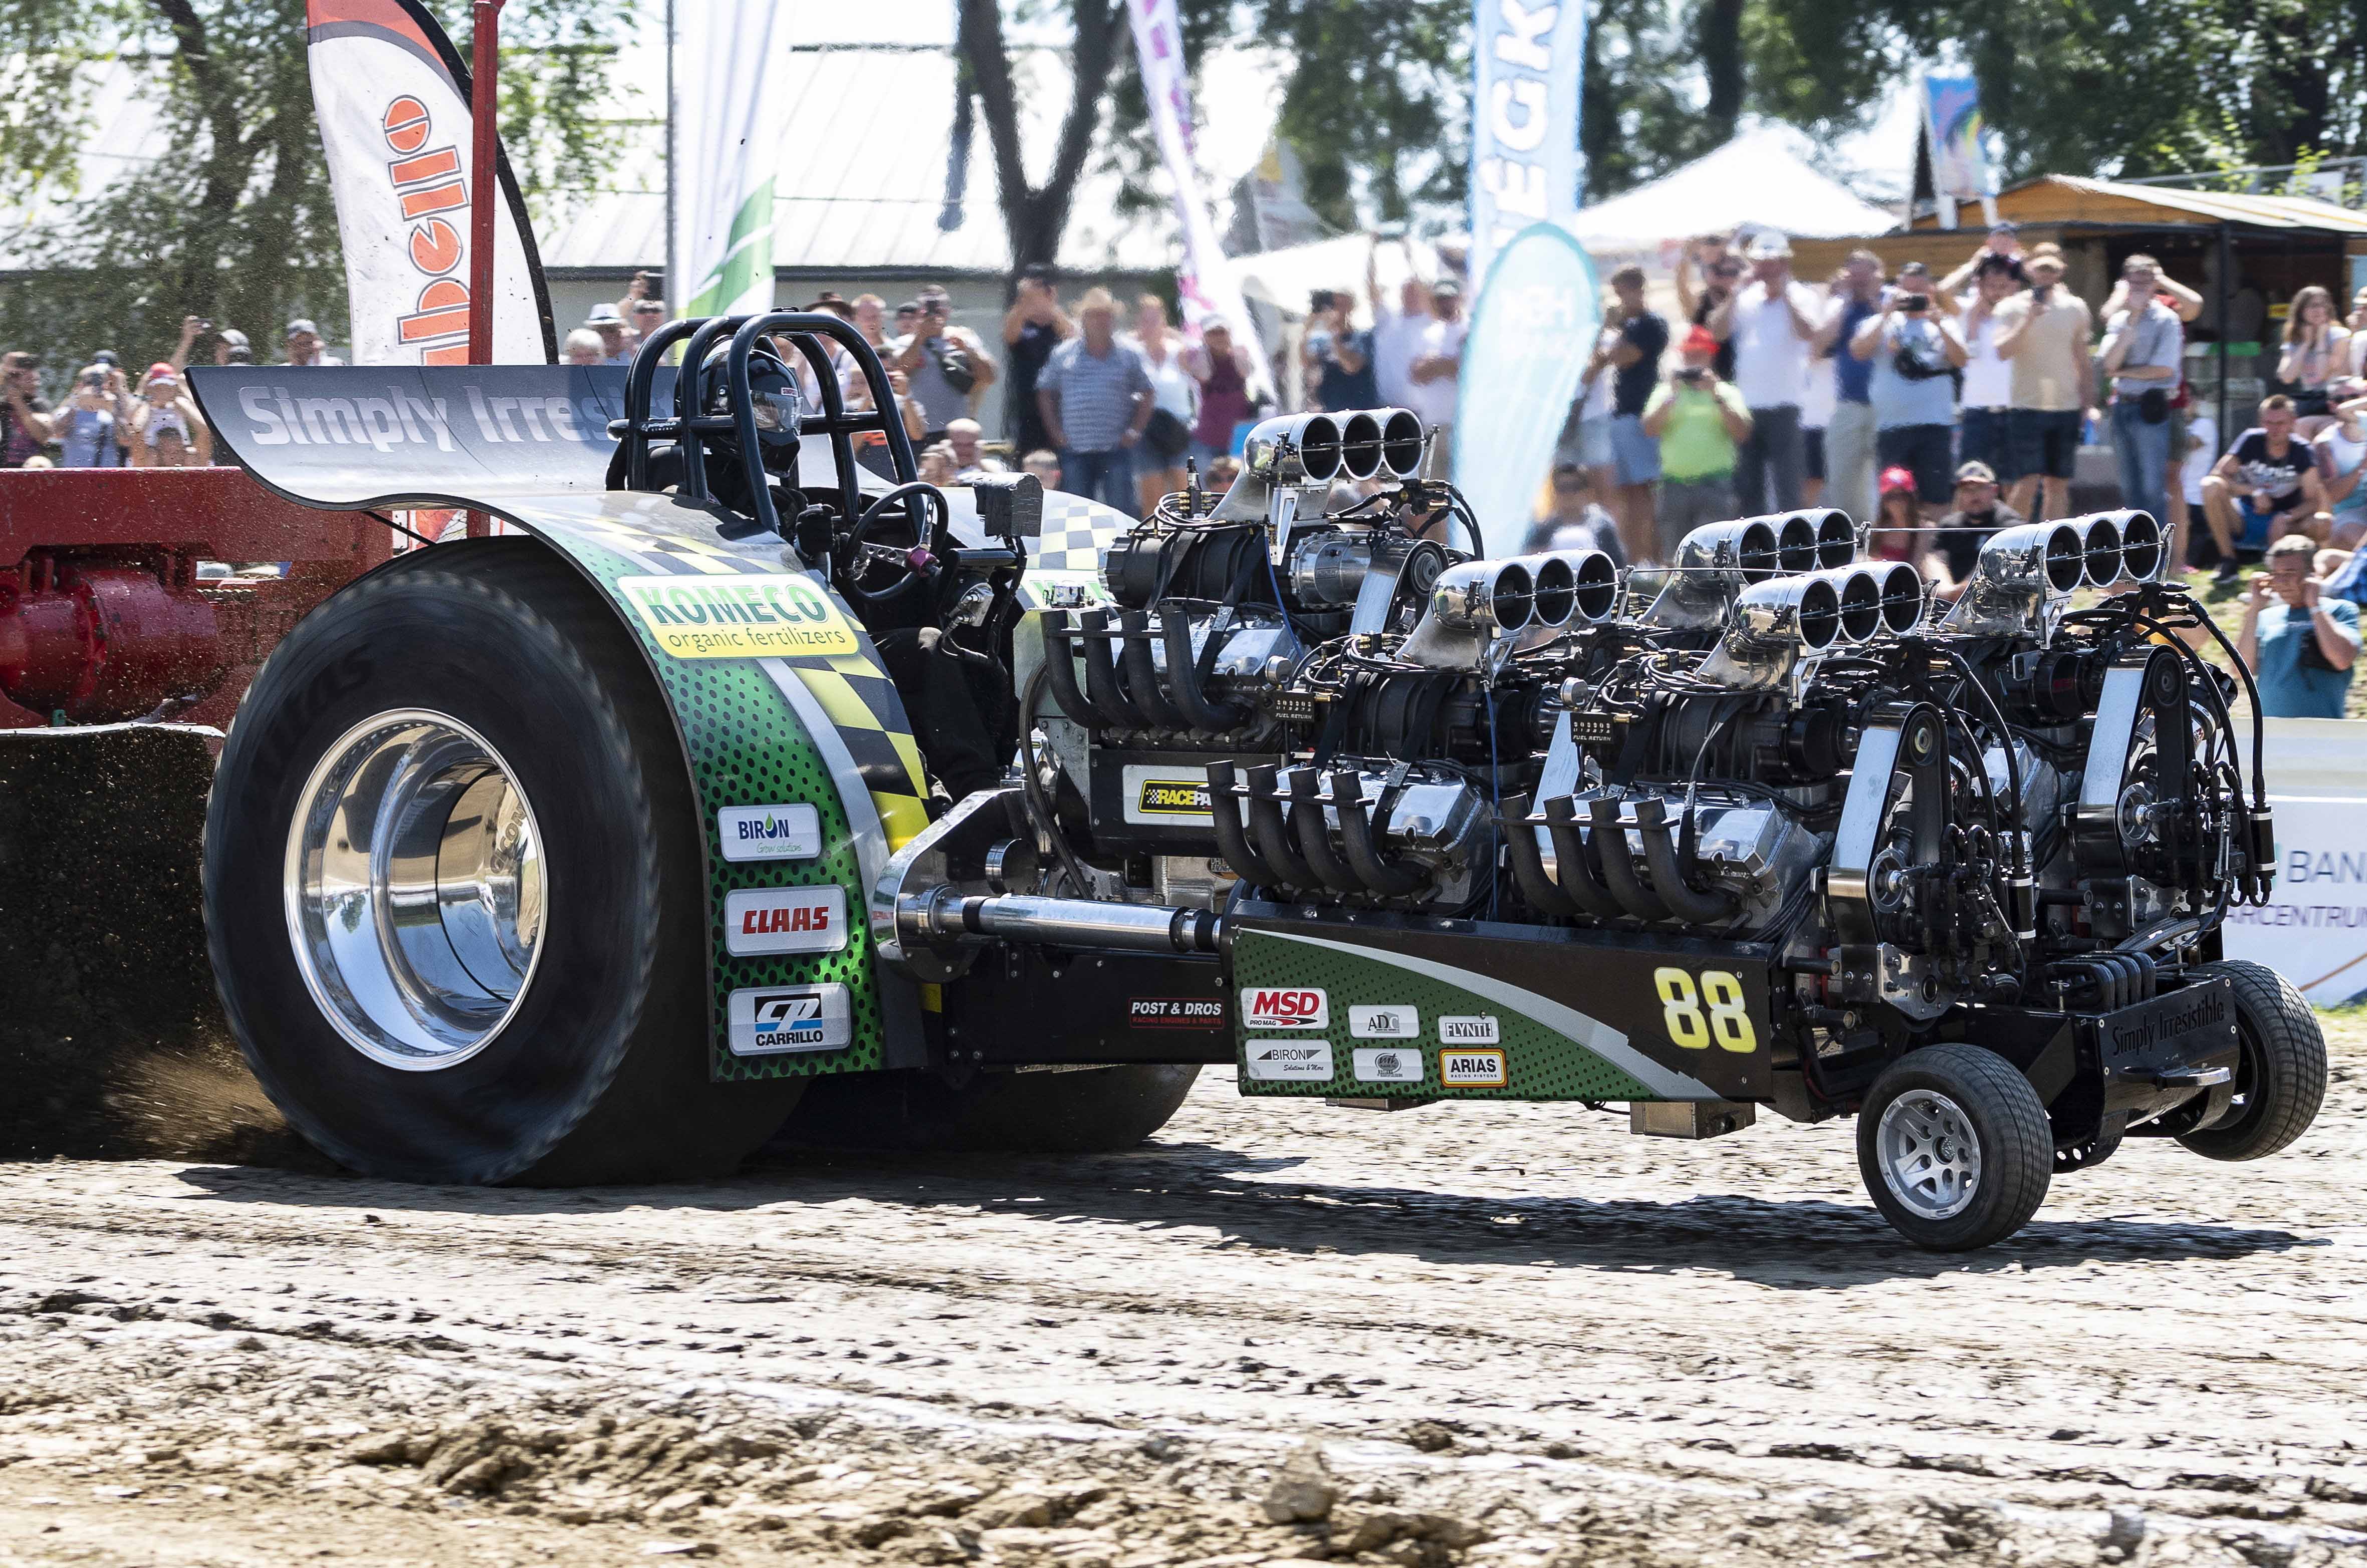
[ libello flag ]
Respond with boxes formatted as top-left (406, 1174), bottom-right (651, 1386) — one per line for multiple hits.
top-left (305, 0), bottom-right (555, 366)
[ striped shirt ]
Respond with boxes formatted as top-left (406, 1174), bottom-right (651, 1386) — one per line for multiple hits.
top-left (1039, 338), bottom-right (1151, 453)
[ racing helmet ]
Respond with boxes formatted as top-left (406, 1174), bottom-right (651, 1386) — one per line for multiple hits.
top-left (703, 340), bottom-right (806, 469)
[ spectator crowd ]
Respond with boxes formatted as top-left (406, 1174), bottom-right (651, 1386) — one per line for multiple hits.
top-left (18, 243), bottom-right (2367, 718)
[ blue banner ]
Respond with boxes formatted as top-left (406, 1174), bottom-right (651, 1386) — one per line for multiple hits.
top-left (1452, 222), bottom-right (1601, 559)
top-left (1469, 0), bottom-right (1587, 291)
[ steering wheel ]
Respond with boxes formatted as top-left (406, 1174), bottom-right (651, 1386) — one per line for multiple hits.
top-left (836, 482), bottom-right (953, 613)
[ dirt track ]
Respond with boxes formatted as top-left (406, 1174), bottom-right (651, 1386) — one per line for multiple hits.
top-left (4, 1026), bottom-right (2366, 1568)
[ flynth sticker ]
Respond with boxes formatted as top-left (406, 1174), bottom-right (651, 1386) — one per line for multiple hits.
top-left (1352, 1047), bottom-right (1424, 1084)
top-left (718, 803), bottom-right (821, 862)
top-left (723, 885), bottom-right (848, 956)
top-left (728, 983), bottom-right (852, 1054)
top-left (618, 574), bottom-right (860, 659)
top-left (1245, 1039), bottom-right (1334, 1081)
top-left (1439, 1014), bottom-right (1501, 1045)
top-left (1240, 987), bottom-right (1328, 1029)
top-left (1439, 1048), bottom-right (1508, 1088)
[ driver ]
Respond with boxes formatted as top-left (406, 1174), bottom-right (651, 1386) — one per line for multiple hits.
top-left (606, 341), bottom-right (806, 517)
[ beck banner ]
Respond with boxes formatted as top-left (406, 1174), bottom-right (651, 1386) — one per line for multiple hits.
top-left (2222, 796), bottom-right (2367, 1005)
top-left (1922, 74), bottom-right (1995, 199)
top-left (672, 0), bottom-right (792, 319)
top-left (1126, 0), bottom-right (1272, 398)
top-left (1470, 0), bottom-right (1586, 291)
top-left (305, 0), bottom-right (554, 365)
top-left (1452, 222), bottom-right (1600, 557)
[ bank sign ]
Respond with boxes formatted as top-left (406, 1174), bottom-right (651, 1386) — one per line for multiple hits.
top-left (2223, 797), bottom-right (2367, 1003)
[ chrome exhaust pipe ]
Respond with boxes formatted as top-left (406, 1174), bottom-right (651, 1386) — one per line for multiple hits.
top-left (898, 888), bottom-right (1221, 955)
top-left (1940, 521), bottom-right (2086, 635)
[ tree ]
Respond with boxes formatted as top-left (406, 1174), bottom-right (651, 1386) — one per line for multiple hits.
top-left (0, 0), bottom-right (627, 383)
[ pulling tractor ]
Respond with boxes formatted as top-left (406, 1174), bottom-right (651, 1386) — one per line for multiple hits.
top-left (11, 313), bottom-right (2318, 1251)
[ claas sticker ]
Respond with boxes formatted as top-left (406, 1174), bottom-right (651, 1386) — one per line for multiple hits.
top-left (617, 574), bottom-right (859, 659)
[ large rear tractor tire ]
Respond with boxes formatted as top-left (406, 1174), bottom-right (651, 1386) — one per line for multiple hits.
top-left (778, 1064), bottom-right (1201, 1154)
top-left (2176, 960), bottom-right (2325, 1162)
top-left (204, 541), bottom-right (803, 1184)
top-left (1856, 1043), bottom-right (2053, 1251)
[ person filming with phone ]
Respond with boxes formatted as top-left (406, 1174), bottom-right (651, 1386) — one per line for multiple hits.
top-left (2240, 533), bottom-right (2358, 717)
top-left (1991, 243), bottom-right (2092, 522)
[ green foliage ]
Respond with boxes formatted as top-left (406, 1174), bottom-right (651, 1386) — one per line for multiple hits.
top-left (0, 0), bottom-right (627, 386)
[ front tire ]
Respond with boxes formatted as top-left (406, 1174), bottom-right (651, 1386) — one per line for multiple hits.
top-left (1857, 1044), bottom-right (2052, 1251)
top-left (205, 541), bottom-right (802, 1184)
top-left (2176, 960), bottom-right (2325, 1162)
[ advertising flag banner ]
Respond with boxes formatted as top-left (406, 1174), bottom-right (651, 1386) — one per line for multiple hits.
top-left (1451, 223), bottom-right (1599, 557)
top-left (1922, 74), bottom-right (1996, 198)
top-left (672, 0), bottom-right (792, 319)
top-left (305, 0), bottom-right (554, 365)
top-left (1126, 0), bottom-right (1272, 397)
top-left (1469, 0), bottom-right (1586, 291)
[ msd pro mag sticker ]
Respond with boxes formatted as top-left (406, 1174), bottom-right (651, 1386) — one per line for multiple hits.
top-left (619, 573), bottom-right (860, 659)
top-left (1241, 987), bottom-right (1328, 1029)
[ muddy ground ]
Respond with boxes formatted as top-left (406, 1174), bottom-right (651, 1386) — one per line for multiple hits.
top-left (4, 1020), bottom-right (2365, 1568)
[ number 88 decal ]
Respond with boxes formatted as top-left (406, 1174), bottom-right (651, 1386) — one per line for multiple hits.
top-left (1652, 967), bottom-right (1757, 1053)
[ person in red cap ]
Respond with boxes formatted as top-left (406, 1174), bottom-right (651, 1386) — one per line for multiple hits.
top-left (1640, 323), bottom-right (1753, 561)
top-left (1869, 464), bottom-right (1929, 567)
top-left (126, 362), bottom-right (211, 467)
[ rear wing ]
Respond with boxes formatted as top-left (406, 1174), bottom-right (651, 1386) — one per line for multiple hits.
top-left (187, 364), bottom-right (649, 510)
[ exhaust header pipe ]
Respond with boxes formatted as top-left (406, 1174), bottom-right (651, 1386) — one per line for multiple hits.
top-left (1640, 517), bottom-right (1782, 629)
top-left (1333, 407), bottom-right (1427, 479)
top-left (1503, 549), bottom-right (1620, 629)
top-left (1940, 520), bottom-right (2086, 635)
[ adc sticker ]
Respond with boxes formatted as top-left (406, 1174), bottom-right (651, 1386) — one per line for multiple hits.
top-left (618, 573), bottom-right (860, 659)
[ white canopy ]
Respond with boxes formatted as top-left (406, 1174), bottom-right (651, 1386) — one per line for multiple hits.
top-left (1566, 132), bottom-right (1900, 248)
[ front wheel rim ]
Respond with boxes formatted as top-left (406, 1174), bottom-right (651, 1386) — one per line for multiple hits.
top-left (284, 709), bottom-right (547, 1072)
top-left (1876, 1088), bottom-right (1982, 1221)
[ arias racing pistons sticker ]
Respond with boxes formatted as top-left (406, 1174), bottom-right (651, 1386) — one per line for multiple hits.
top-left (1240, 987), bottom-right (1328, 1029)
top-left (1439, 1048), bottom-right (1509, 1088)
top-left (1245, 1039), bottom-right (1335, 1081)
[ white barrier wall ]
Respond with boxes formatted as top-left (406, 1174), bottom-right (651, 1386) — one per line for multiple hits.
top-left (2222, 719), bottom-right (2367, 1004)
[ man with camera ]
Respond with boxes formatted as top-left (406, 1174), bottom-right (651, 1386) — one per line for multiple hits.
top-left (1640, 325), bottom-right (1752, 562)
top-left (892, 285), bottom-right (999, 443)
top-left (1991, 243), bottom-right (2091, 522)
top-left (2098, 254), bottom-right (2185, 555)
top-left (1852, 260), bottom-right (1968, 524)
top-left (1709, 232), bottom-right (1820, 513)
top-left (1303, 289), bottom-right (1377, 413)
top-left (1817, 249), bottom-right (1886, 526)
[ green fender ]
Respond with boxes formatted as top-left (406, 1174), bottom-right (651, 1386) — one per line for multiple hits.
top-left (189, 363), bottom-right (1129, 1080)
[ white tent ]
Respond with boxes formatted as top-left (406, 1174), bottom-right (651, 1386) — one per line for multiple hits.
top-left (1567, 131), bottom-right (1900, 249)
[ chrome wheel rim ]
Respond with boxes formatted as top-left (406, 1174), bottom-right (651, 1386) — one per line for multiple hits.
top-left (1875, 1088), bottom-right (1982, 1221)
top-left (285, 710), bottom-right (546, 1071)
